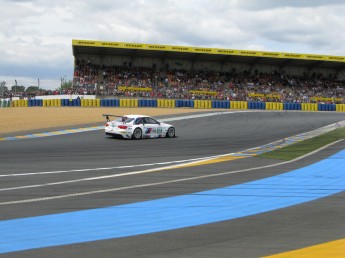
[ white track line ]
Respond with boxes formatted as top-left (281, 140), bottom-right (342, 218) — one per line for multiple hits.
top-left (0, 140), bottom-right (342, 205)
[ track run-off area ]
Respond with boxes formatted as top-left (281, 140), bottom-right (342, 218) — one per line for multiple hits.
top-left (0, 110), bottom-right (344, 257)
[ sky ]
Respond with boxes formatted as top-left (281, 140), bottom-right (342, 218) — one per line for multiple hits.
top-left (1, 0), bottom-right (345, 90)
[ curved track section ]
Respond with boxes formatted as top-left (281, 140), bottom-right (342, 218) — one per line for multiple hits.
top-left (0, 111), bottom-right (344, 257)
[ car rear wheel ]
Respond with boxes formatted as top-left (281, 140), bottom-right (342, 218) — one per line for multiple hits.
top-left (132, 128), bottom-right (142, 139)
top-left (166, 127), bottom-right (175, 138)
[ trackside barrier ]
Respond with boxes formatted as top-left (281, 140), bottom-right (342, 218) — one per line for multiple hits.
top-left (265, 102), bottom-right (283, 111)
top-left (30, 99), bottom-right (41, 106)
top-left (157, 99), bottom-right (174, 108)
top-left (283, 103), bottom-right (301, 111)
top-left (175, 99), bottom-right (195, 108)
top-left (194, 100), bottom-right (212, 109)
top-left (230, 101), bottom-right (248, 109)
top-left (10, 99), bottom-right (28, 107)
top-left (318, 103), bottom-right (336, 112)
top-left (336, 104), bottom-right (345, 112)
top-left (211, 100), bottom-right (230, 109)
top-left (6, 98), bottom-right (345, 112)
top-left (139, 99), bottom-right (157, 107)
top-left (301, 103), bottom-right (318, 111)
top-left (0, 99), bottom-right (8, 108)
top-left (102, 99), bottom-right (120, 107)
top-left (248, 102), bottom-right (265, 110)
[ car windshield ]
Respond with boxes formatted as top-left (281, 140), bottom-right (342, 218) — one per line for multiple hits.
top-left (115, 117), bottom-right (134, 123)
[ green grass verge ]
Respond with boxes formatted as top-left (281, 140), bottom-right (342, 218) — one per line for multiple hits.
top-left (259, 126), bottom-right (345, 161)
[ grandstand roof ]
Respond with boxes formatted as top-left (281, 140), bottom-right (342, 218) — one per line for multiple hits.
top-left (72, 39), bottom-right (345, 71)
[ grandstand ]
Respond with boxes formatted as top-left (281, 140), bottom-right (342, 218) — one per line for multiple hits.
top-left (72, 39), bottom-right (345, 103)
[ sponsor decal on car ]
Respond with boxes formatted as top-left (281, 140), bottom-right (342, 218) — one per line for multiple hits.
top-left (145, 128), bottom-right (153, 134)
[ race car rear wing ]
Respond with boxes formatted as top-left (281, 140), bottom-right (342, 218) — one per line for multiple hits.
top-left (102, 114), bottom-right (123, 122)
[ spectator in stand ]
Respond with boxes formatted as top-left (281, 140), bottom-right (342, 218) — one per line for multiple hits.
top-left (6, 61), bottom-right (343, 103)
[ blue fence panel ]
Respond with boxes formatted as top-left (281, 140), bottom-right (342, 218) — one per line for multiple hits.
top-left (139, 99), bottom-right (144, 107)
top-left (224, 101), bottom-right (230, 109)
top-left (190, 100), bottom-right (194, 108)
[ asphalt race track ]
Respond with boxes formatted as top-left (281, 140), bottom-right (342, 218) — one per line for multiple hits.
top-left (0, 111), bottom-right (344, 257)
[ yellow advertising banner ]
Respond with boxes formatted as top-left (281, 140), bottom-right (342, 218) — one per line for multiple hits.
top-left (310, 97), bottom-right (343, 102)
top-left (190, 90), bottom-right (218, 95)
top-left (72, 39), bottom-right (345, 63)
top-left (118, 86), bottom-right (152, 92)
top-left (248, 93), bottom-right (281, 99)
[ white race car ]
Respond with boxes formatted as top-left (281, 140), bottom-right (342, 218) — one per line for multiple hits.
top-left (104, 114), bottom-right (176, 139)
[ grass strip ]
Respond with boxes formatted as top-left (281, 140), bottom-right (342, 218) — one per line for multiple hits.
top-left (259, 126), bottom-right (345, 161)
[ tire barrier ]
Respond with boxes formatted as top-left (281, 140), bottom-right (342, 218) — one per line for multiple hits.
top-left (101, 99), bottom-right (120, 107)
top-left (139, 99), bottom-right (157, 107)
top-left (157, 99), bottom-right (175, 108)
top-left (10, 99), bottom-right (28, 107)
top-left (0, 99), bottom-right (10, 108)
top-left (230, 101), bottom-right (248, 109)
top-left (211, 100), bottom-right (230, 109)
top-left (248, 102), bottom-right (266, 110)
top-left (283, 102), bottom-right (301, 111)
top-left (301, 103), bottom-right (318, 111)
top-left (118, 98), bottom-right (138, 107)
top-left (265, 102), bottom-right (283, 111)
top-left (318, 103), bottom-right (336, 112)
top-left (175, 99), bottom-right (194, 108)
top-left (336, 104), bottom-right (345, 112)
top-left (194, 100), bottom-right (212, 109)
top-left (28, 99), bottom-right (42, 107)
top-left (3, 98), bottom-right (345, 112)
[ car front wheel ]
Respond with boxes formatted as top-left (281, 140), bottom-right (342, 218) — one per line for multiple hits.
top-left (132, 128), bottom-right (142, 139)
top-left (166, 127), bottom-right (175, 138)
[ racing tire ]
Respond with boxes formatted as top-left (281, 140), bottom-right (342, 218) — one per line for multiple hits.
top-left (166, 127), bottom-right (175, 138)
top-left (132, 128), bottom-right (142, 140)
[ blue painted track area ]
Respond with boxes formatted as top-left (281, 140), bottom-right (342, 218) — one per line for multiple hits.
top-left (1, 149), bottom-right (344, 254)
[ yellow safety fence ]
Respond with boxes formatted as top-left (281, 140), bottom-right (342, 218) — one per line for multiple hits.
top-left (119, 99), bottom-right (138, 107)
top-left (81, 99), bottom-right (101, 107)
top-left (266, 102), bottom-right (284, 110)
top-left (42, 99), bottom-right (61, 107)
top-left (194, 100), bottom-right (212, 109)
top-left (10, 99), bottom-right (28, 107)
top-left (230, 101), bottom-right (247, 109)
top-left (336, 104), bottom-right (345, 112)
top-left (301, 103), bottom-right (318, 111)
top-left (157, 99), bottom-right (175, 108)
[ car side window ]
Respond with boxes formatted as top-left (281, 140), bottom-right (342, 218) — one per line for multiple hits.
top-left (143, 117), bottom-right (152, 124)
top-left (144, 117), bottom-right (159, 124)
top-left (134, 118), bottom-right (143, 125)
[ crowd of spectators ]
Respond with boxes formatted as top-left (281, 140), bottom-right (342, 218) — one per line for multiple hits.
top-left (71, 61), bottom-right (344, 103)
top-left (2, 60), bottom-right (344, 103)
